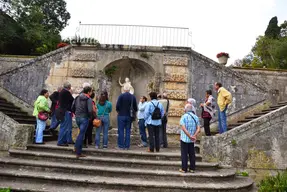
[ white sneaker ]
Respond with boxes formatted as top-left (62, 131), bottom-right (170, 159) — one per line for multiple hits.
top-left (95, 146), bottom-right (99, 149)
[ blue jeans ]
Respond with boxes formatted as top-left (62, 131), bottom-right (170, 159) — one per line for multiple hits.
top-left (50, 113), bottom-right (60, 129)
top-left (95, 115), bottom-right (110, 148)
top-left (138, 119), bottom-right (147, 146)
top-left (35, 118), bottom-right (46, 143)
top-left (117, 116), bottom-right (132, 149)
top-left (75, 117), bottom-right (89, 155)
top-left (218, 106), bottom-right (228, 134)
top-left (57, 111), bottom-right (72, 145)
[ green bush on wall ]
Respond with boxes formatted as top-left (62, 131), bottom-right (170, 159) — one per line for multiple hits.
top-left (0, 188), bottom-right (11, 192)
top-left (258, 171), bottom-right (287, 192)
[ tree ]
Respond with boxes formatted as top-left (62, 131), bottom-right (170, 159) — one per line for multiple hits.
top-left (280, 20), bottom-right (287, 37)
top-left (265, 16), bottom-right (281, 39)
top-left (11, 0), bottom-right (70, 33)
top-left (0, 0), bottom-right (70, 55)
top-left (0, 0), bottom-right (11, 12)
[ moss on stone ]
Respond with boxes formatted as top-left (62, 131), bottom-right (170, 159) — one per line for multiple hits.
top-left (247, 149), bottom-right (276, 169)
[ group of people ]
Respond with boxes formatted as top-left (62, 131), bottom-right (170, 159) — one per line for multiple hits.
top-left (33, 81), bottom-right (232, 171)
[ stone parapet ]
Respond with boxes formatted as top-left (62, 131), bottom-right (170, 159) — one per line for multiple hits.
top-left (0, 112), bottom-right (34, 150)
top-left (201, 105), bottom-right (287, 170)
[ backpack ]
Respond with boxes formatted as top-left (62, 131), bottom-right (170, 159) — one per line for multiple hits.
top-left (71, 96), bottom-right (79, 114)
top-left (151, 102), bottom-right (161, 120)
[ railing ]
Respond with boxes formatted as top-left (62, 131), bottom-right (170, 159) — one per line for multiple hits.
top-left (76, 23), bottom-right (192, 47)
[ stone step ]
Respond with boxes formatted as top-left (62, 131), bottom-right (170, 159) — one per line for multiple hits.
top-left (0, 97), bottom-right (7, 102)
top-left (33, 135), bottom-right (56, 142)
top-left (0, 102), bottom-right (19, 108)
top-left (0, 106), bottom-right (23, 113)
top-left (245, 115), bottom-right (262, 120)
top-left (13, 116), bottom-right (36, 121)
top-left (278, 101), bottom-right (287, 105)
top-left (16, 119), bottom-right (36, 124)
top-left (8, 149), bottom-right (210, 171)
top-left (0, 168), bottom-right (254, 192)
top-left (0, 158), bottom-right (233, 183)
top-left (1, 111), bottom-right (29, 116)
top-left (25, 144), bottom-right (202, 161)
top-left (237, 119), bottom-right (251, 123)
top-left (270, 104), bottom-right (286, 109)
top-left (261, 109), bottom-right (275, 113)
top-left (254, 111), bottom-right (270, 116)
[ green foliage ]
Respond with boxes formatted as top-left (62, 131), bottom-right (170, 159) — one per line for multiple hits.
top-left (0, 0), bottom-right (70, 55)
top-left (258, 171), bottom-right (287, 192)
top-left (231, 139), bottom-right (237, 146)
top-left (236, 170), bottom-right (249, 177)
top-left (104, 66), bottom-right (118, 78)
top-left (0, 188), bottom-right (11, 192)
top-left (237, 16), bottom-right (287, 69)
top-left (140, 52), bottom-right (151, 59)
top-left (265, 16), bottom-right (281, 39)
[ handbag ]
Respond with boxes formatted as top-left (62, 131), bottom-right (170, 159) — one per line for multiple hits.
top-left (38, 112), bottom-right (49, 121)
top-left (94, 102), bottom-right (108, 128)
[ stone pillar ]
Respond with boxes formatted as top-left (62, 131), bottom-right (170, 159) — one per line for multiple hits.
top-left (163, 56), bottom-right (189, 134)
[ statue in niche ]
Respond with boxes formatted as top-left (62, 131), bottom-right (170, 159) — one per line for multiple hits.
top-left (119, 77), bottom-right (134, 94)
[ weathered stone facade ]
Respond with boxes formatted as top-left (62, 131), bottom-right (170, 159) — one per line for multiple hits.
top-left (0, 57), bottom-right (34, 74)
top-left (0, 45), bottom-right (282, 133)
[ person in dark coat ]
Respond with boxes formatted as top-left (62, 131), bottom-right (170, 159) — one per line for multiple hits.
top-left (49, 86), bottom-right (62, 130)
top-left (57, 82), bottom-right (74, 146)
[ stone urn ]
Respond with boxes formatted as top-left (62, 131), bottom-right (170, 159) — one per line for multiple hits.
top-left (218, 56), bottom-right (228, 65)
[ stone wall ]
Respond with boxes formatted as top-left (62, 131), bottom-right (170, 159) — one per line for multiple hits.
top-left (201, 105), bottom-right (287, 170)
top-left (190, 50), bottom-right (271, 117)
top-left (0, 46), bottom-right (72, 105)
top-left (0, 57), bottom-right (33, 74)
top-left (233, 67), bottom-right (287, 102)
top-left (0, 112), bottom-right (34, 150)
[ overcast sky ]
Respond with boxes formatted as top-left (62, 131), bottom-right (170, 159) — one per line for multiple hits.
top-left (61, 0), bottom-right (287, 65)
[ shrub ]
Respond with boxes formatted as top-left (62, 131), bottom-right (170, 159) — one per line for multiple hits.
top-left (258, 171), bottom-right (287, 192)
top-left (0, 188), bottom-right (11, 192)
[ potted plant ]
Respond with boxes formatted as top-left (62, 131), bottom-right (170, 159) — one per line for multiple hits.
top-left (216, 52), bottom-right (230, 65)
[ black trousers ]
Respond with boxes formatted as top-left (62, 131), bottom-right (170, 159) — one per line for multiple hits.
top-left (181, 141), bottom-right (195, 172)
top-left (203, 117), bottom-right (212, 136)
top-left (160, 120), bottom-right (168, 148)
top-left (147, 124), bottom-right (160, 152)
top-left (84, 120), bottom-right (93, 145)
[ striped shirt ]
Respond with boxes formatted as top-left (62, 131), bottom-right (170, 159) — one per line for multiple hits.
top-left (180, 112), bottom-right (199, 143)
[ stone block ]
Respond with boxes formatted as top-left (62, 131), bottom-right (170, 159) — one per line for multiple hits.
top-left (163, 82), bottom-right (186, 91)
top-left (70, 68), bottom-right (95, 78)
top-left (166, 90), bottom-right (187, 100)
top-left (163, 56), bottom-right (188, 66)
top-left (170, 100), bottom-right (186, 108)
top-left (53, 68), bottom-right (68, 77)
top-left (169, 108), bottom-right (185, 117)
top-left (165, 66), bottom-right (188, 75)
top-left (72, 53), bottom-right (99, 61)
top-left (163, 74), bottom-right (188, 83)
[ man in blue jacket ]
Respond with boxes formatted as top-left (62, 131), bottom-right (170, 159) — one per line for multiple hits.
top-left (116, 84), bottom-right (138, 150)
top-left (144, 92), bottom-right (164, 152)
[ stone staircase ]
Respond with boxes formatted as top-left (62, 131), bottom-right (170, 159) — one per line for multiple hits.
top-left (0, 143), bottom-right (254, 191)
top-left (0, 97), bottom-right (56, 142)
top-left (211, 101), bottom-right (287, 135)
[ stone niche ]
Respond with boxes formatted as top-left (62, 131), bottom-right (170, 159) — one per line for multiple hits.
top-left (101, 58), bottom-right (155, 127)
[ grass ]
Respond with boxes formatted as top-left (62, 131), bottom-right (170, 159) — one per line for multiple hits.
top-left (0, 54), bottom-right (36, 59)
top-left (258, 171), bottom-right (287, 192)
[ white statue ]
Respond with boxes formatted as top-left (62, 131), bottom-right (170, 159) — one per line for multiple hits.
top-left (119, 77), bottom-right (134, 94)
